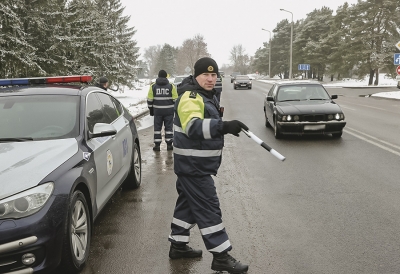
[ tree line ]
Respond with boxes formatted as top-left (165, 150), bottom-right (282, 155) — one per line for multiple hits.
top-left (253, 0), bottom-right (400, 84)
top-left (0, 0), bottom-right (139, 88)
top-left (2, 0), bottom-right (399, 86)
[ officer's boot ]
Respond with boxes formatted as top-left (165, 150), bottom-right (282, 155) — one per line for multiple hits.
top-left (167, 143), bottom-right (173, 151)
top-left (153, 143), bottom-right (160, 151)
top-left (169, 243), bottom-right (202, 259)
top-left (211, 252), bottom-right (248, 273)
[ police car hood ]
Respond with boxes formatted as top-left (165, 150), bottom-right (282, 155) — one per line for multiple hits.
top-left (0, 139), bottom-right (78, 200)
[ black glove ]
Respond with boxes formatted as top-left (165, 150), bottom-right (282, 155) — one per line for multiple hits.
top-left (149, 108), bottom-right (154, 116)
top-left (222, 120), bottom-right (249, 136)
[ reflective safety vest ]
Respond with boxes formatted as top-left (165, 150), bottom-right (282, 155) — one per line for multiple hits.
top-left (173, 90), bottom-right (224, 176)
top-left (147, 79), bottom-right (178, 116)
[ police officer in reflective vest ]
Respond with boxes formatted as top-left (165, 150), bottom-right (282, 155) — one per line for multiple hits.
top-left (214, 72), bottom-right (222, 102)
top-left (147, 70), bottom-right (178, 151)
top-left (168, 57), bottom-right (249, 273)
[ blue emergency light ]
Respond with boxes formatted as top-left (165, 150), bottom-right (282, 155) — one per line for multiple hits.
top-left (0, 75), bottom-right (92, 86)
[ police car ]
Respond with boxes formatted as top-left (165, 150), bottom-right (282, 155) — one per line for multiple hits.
top-left (0, 76), bottom-right (141, 273)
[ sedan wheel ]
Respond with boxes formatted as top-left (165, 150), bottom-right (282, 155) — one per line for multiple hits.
top-left (123, 142), bottom-right (142, 189)
top-left (274, 119), bottom-right (282, 139)
top-left (60, 190), bottom-right (91, 273)
top-left (264, 111), bottom-right (271, 128)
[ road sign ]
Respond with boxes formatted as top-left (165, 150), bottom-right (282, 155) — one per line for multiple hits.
top-left (396, 41), bottom-right (400, 51)
top-left (298, 64), bottom-right (310, 70)
top-left (397, 66), bottom-right (400, 75)
top-left (184, 66), bottom-right (191, 74)
top-left (394, 54), bottom-right (400, 65)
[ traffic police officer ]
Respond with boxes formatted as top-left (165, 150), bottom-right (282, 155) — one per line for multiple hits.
top-left (168, 57), bottom-right (249, 273)
top-left (147, 70), bottom-right (178, 151)
top-left (214, 71), bottom-right (222, 102)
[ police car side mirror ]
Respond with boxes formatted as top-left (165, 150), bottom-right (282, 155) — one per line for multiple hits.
top-left (89, 123), bottom-right (117, 139)
top-left (266, 96), bottom-right (274, 102)
top-left (331, 95), bottom-right (338, 99)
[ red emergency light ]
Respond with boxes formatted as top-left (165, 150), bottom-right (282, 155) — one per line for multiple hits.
top-left (0, 75), bottom-right (92, 86)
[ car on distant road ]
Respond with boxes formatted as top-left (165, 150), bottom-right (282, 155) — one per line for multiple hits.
top-left (219, 71), bottom-right (225, 77)
top-left (0, 75), bottom-right (142, 274)
top-left (230, 72), bottom-right (241, 83)
top-left (233, 75), bottom-right (252, 89)
top-left (263, 81), bottom-right (346, 139)
top-left (173, 75), bottom-right (189, 87)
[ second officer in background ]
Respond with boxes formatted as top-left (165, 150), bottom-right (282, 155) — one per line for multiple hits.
top-left (147, 70), bottom-right (178, 151)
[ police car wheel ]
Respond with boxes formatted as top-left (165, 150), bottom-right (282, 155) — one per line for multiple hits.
top-left (123, 142), bottom-right (142, 189)
top-left (60, 190), bottom-right (91, 273)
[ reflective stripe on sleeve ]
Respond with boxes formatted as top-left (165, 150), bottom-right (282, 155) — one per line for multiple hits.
top-left (208, 240), bottom-right (231, 253)
top-left (173, 147), bottom-right (222, 157)
top-left (200, 223), bottom-right (225, 236)
top-left (172, 217), bottom-right (195, 229)
top-left (202, 119), bottom-right (212, 139)
top-left (185, 118), bottom-right (198, 135)
top-left (174, 125), bottom-right (186, 134)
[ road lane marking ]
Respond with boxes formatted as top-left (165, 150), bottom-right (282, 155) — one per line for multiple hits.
top-left (344, 127), bottom-right (400, 157)
top-left (339, 105), bottom-right (356, 111)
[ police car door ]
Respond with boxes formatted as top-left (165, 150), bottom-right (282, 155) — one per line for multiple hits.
top-left (85, 92), bottom-right (124, 210)
top-left (95, 93), bottom-right (132, 207)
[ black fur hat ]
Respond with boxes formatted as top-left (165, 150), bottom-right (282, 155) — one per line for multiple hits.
top-left (158, 70), bottom-right (167, 78)
top-left (99, 76), bottom-right (108, 84)
top-left (194, 57), bottom-right (219, 78)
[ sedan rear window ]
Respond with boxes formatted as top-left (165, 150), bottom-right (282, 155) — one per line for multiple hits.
top-left (0, 95), bottom-right (79, 140)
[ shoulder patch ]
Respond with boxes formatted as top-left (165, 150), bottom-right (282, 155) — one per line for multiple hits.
top-left (189, 91), bottom-right (197, 99)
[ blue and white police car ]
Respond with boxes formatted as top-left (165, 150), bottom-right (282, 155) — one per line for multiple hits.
top-left (0, 76), bottom-right (141, 273)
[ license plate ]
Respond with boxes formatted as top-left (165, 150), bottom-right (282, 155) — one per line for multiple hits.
top-left (304, 124), bottom-right (325, 130)
top-left (241, 84), bottom-right (246, 86)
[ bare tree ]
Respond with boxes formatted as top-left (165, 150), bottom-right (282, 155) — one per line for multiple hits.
top-left (230, 44), bottom-right (251, 74)
top-left (143, 45), bottom-right (162, 78)
top-left (177, 34), bottom-right (210, 74)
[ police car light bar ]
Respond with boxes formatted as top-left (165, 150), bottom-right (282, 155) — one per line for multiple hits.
top-left (0, 75), bottom-right (92, 86)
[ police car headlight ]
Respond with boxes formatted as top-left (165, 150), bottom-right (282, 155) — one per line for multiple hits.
top-left (0, 183), bottom-right (54, 220)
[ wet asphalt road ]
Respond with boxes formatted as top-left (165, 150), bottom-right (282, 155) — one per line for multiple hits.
top-left (78, 78), bottom-right (400, 274)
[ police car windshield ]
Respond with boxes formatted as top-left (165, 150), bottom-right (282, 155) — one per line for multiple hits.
top-left (0, 95), bottom-right (79, 141)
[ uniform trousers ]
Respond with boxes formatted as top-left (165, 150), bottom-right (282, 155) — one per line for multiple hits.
top-left (153, 114), bottom-right (173, 145)
top-left (169, 175), bottom-right (232, 253)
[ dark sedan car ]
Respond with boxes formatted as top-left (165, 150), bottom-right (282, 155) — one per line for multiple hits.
top-left (263, 82), bottom-right (346, 139)
top-left (233, 75), bottom-right (252, 89)
top-left (0, 75), bottom-right (141, 274)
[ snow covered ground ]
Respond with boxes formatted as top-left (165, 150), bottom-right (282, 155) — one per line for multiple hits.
top-left (112, 75), bottom-right (400, 130)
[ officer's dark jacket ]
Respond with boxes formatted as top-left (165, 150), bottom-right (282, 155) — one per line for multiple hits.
top-left (173, 79), bottom-right (224, 176)
top-left (95, 83), bottom-right (107, 91)
top-left (147, 77), bottom-right (178, 116)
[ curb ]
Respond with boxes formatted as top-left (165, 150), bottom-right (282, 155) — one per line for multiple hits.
top-left (132, 109), bottom-right (149, 120)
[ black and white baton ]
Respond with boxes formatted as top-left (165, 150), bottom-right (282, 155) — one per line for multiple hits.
top-left (241, 129), bottom-right (286, 161)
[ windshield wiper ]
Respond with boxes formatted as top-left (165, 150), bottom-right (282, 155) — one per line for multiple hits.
top-left (309, 98), bottom-right (328, 100)
top-left (0, 137), bottom-right (34, 142)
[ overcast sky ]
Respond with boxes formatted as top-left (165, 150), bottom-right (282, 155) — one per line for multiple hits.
top-left (119, 0), bottom-right (360, 67)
